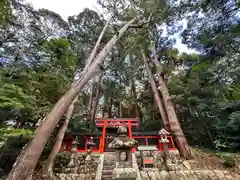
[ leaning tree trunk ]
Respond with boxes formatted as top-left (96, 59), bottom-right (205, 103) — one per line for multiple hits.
top-left (44, 96), bottom-right (77, 174)
top-left (153, 51), bottom-right (192, 159)
top-left (156, 74), bottom-right (192, 158)
top-left (44, 18), bottom-right (111, 175)
top-left (90, 74), bottom-right (103, 132)
top-left (6, 16), bottom-right (139, 180)
top-left (142, 51), bottom-right (169, 130)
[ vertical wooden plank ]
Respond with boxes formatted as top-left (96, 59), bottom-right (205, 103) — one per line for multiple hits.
top-left (170, 136), bottom-right (175, 148)
top-left (100, 119), bottom-right (107, 153)
top-left (128, 120), bottom-right (136, 153)
top-left (145, 138), bottom-right (148, 145)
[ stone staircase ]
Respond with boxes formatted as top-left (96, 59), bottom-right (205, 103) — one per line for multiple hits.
top-left (101, 152), bottom-right (116, 180)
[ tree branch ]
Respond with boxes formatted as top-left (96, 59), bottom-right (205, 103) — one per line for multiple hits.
top-left (128, 13), bottom-right (153, 29)
top-left (84, 17), bottom-right (111, 70)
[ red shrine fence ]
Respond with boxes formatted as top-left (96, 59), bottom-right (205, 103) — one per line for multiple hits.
top-left (61, 118), bottom-right (177, 153)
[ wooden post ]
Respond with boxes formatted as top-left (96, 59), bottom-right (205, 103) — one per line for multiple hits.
top-left (100, 120), bottom-right (107, 153)
top-left (128, 120), bottom-right (136, 153)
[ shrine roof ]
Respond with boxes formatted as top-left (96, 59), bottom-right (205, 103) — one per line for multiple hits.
top-left (71, 132), bottom-right (102, 136)
top-left (132, 131), bottom-right (159, 136)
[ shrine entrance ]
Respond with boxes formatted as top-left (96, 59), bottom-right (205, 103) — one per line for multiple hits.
top-left (60, 117), bottom-right (177, 153)
top-left (96, 118), bottom-right (138, 153)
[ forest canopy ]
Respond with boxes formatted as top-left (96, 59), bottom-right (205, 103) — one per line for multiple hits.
top-left (0, 0), bottom-right (240, 178)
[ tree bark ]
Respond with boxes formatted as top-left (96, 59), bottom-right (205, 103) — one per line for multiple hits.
top-left (131, 80), bottom-right (140, 118)
top-left (43, 19), bottom-right (109, 173)
top-left (119, 101), bottom-right (123, 118)
top-left (90, 74), bottom-right (103, 132)
top-left (153, 52), bottom-right (192, 158)
top-left (107, 97), bottom-right (112, 118)
top-left (142, 51), bottom-right (169, 130)
top-left (44, 96), bottom-right (77, 174)
top-left (85, 18), bottom-right (111, 68)
top-left (6, 16), bottom-right (139, 180)
top-left (87, 87), bottom-right (94, 122)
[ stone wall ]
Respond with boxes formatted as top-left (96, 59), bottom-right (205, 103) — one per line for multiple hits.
top-left (135, 150), bottom-right (240, 180)
top-left (135, 149), bottom-right (184, 170)
top-left (54, 152), bottom-right (99, 180)
top-left (153, 150), bottom-right (184, 171)
top-left (139, 169), bottom-right (240, 180)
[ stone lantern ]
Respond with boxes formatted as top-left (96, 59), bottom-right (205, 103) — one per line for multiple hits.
top-left (159, 128), bottom-right (170, 168)
top-left (109, 126), bottom-right (138, 180)
top-left (85, 137), bottom-right (96, 161)
top-left (71, 140), bottom-right (78, 153)
top-left (86, 137), bottom-right (96, 150)
top-left (108, 126), bottom-right (138, 168)
top-left (159, 128), bottom-right (170, 144)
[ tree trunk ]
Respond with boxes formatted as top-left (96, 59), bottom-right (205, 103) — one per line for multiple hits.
top-left (90, 74), bottom-right (103, 132)
top-left (44, 19), bottom-right (109, 172)
top-left (6, 16), bottom-right (139, 180)
top-left (87, 82), bottom-right (97, 129)
top-left (45, 18), bottom-right (110, 176)
top-left (142, 51), bottom-right (169, 130)
top-left (119, 102), bottom-right (123, 118)
top-left (107, 98), bottom-right (112, 118)
top-left (85, 18), bottom-right (111, 68)
top-left (44, 96), bottom-right (77, 174)
top-left (131, 80), bottom-right (140, 118)
top-left (153, 55), bottom-right (192, 158)
top-left (87, 87), bottom-right (94, 121)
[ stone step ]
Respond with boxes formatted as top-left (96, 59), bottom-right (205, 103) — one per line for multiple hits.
top-left (101, 175), bottom-right (113, 180)
top-left (103, 165), bottom-right (115, 170)
top-left (102, 170), bottom-right (113, 176)
top-left (103, 162), bottom-right (115, 166)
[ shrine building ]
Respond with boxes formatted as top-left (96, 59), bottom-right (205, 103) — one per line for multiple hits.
top-left (60, 118), bottom-right (176, 153)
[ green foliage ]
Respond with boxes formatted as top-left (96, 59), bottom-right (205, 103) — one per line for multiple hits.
top-left (0, 83), bottom-right (36, 110)
top-left (215, 152), bottom-right (237, 167)
top-left (0, 127), bottom-right (33, 177)
top-left (0, 127), bottom-right (33, 142)
top-left (0, 0), bottom-right (239, 166)
top-left (0, 36), bottom-right (77, 126)
top-left (0, 0), bottom-right (12, 25)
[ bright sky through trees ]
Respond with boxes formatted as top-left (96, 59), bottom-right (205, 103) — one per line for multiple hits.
top-left (27, 0), bottom-right (195, 54)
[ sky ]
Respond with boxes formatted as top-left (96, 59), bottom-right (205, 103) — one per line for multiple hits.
top-left (27, 0), bottom-right (100, 20)
top-left (27, 0), bottom-right (195, 54)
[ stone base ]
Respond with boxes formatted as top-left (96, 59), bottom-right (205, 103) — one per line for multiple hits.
top-left (139, 170), bottom-right (240, 180)
top-left (113, 168), bottom-right (137, 180)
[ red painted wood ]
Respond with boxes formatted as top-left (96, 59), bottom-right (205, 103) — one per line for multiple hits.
top-left (145, 138), bottom-right (148, 145)
top-left (96, 123), bottom-right (138, 127)
top-left (144, 159), bottom-right (154, 164)
top-left (127, 120), bottom-right (136, 153)
top-left (133, 136), bottom-right (159, 138)
top-left (61, 118), bottom-right (177, 153)
top-left (170, 136), bottom-right (175, 148)
top-left (100, 120), bottom-right (107, 153)
top-left (95, 118), bottom-right (138, 122)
